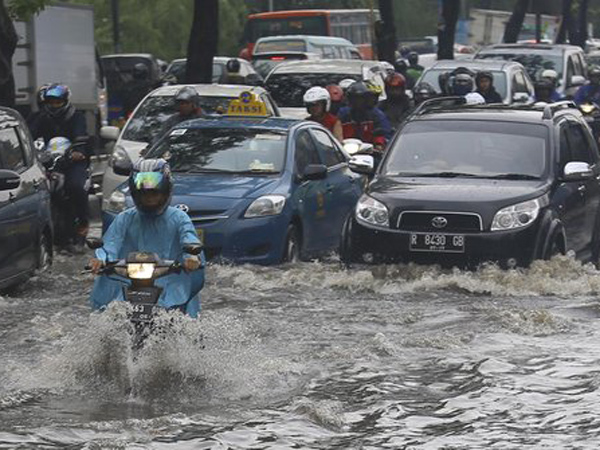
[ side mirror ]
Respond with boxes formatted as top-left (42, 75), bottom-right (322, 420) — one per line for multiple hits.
top-left (570, 75), bottom-right (586, 87)
top-left (100, 126), bottom-right (120, 141)
top-left (302, 164), bottom-right (328, 181)
top-left (86, 237), bottom-right (104, 250)
top-left (349, 155), bottom-right (375, 175)
top-left (183, 243), bottom-right (204, 255)
top-left (512, 92), bottom-right (530, 104)
top-left (0, 170), bottom-right (20, 191)
top-left (563, 161), bottom-right (593, 181)
top-left (113, 157), bottom-right (133, 176)
top-left (34, 138), bottom-right (45, 152)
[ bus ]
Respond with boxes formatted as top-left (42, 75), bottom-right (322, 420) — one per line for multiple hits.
top-left (240, 9), bottom-right (379, 60)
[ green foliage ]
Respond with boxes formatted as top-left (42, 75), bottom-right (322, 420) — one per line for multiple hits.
top-left (6, 0), bottom-right (50, 20)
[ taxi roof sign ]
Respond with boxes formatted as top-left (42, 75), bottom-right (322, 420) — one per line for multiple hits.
top-left (226, 91), bottom-right (269, 117)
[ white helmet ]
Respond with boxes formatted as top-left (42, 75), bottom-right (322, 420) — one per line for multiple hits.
top-left (465, 92), bottom-right (486, 105)
top-left (541, 69), bottom-right (558, 81)
top-left (339, 78), bottom-right (357, 91)
top-left (303, 86), bottom-right (331, 111)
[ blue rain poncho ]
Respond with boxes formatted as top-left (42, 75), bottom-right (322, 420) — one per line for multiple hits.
top-left (89, 206), bottom-right (205, 318)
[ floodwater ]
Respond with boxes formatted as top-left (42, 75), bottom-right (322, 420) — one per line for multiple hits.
top-left (2, 251), bottom-right (600, 449)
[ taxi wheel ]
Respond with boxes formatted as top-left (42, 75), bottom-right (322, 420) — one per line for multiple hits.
top-left (283, 225), bottom-right (301, 263)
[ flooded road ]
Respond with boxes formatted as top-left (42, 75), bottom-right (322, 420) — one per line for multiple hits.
top-left (2, 251), bottom-right (600, 449)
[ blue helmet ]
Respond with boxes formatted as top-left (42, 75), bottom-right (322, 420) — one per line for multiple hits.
top-left (43, 83), bottom-right (75, 120)
top-left (128, 159), bottom-right (173, 215)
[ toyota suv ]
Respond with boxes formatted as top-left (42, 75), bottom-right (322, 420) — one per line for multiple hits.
top-left (343, 99), bottom-right (600, 268)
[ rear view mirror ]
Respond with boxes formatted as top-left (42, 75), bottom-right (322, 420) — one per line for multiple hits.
top-left (101, 126), bottom-right (120, 141)
top-left (113, 157), bottom-right (133, 176)
top-left (86, 238), bottom-right (104, 249)
top-left (0, 170), bottom-right (20, 191)
top-left (349, 155), bottom-right (375, 175)
top-left (302, 164), bottom-right (328, 181)
top-left (563, 161), bottom-right (593, 181)
top-left (512, 92), bottom-right (530, 103)
top-left (183, 243), bottom-right (204, 255)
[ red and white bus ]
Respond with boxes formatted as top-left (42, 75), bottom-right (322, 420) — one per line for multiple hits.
top-left (240, 9), bottom-right (379, 60)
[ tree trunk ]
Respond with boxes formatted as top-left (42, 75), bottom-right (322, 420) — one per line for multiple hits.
top-left (503, 0), bottom-right (530, 44)
top-left (376, 0), bottom-right (396, 65)
top-left (437, 0), bottom-right (460, 61)
top-left (574, 0), bottom-right (589, 49)
top-left (555, 0), bottom-right (573, 44)
top-left (0, 0), bottom-right (18, 108)
top-left (185, 0), bottom-right (218, 84)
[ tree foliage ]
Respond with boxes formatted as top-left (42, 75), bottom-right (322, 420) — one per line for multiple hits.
top-left (6, 0), bottom-right (49, 20)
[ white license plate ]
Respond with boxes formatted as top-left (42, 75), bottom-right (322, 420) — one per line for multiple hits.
top-left (409, 233), bottom-right (465, 253)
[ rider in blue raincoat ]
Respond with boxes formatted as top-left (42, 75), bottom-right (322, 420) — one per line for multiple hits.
top-left (88, 159), bottom-right (205, 318)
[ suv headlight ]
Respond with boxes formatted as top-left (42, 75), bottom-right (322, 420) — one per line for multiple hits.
top-left (106, 190), bottom-right (126, 213)
top-left (491, 197), bottom-right (545, 231)
top-left (244, 195), bottom-right (286, 218)
top-left (109, 145), bottom-right (130, 168)
top-left (356, 195), bottom-right (389, 227)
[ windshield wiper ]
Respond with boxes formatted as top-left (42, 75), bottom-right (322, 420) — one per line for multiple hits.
top-left (398, 171), bottom-right (482, 178)
top-left (485, 173), bottom-right (540, 180)
top-left (233, 169), bottom-right (279, 175)
top-left (185, 167), bottom-right (237, 174)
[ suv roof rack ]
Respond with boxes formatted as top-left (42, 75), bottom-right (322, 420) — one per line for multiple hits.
top-left (412, 96), bottom-right (466, 116)
top-left (542, 101), bottom-right (578, 119)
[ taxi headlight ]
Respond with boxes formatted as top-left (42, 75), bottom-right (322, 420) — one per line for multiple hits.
top-left (245, 195), bottom-right (286, 218)
top-left (106, 190), bottom-right (126, 213)
top-left (356, 195), bottom-right (389, 228)
top-left (109, 145), bottom-right (129, 168)
top-left (491, 197), bottom-right (544, 231)
top-left (127, 263), bottom-right (155, 280)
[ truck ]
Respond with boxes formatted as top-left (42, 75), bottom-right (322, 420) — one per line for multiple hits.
top-left (12, 3), bottom-right (107, 135)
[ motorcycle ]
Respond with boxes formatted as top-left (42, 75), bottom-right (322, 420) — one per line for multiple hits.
top-left (38, 137), bottom-right (92, 247)
top-left (86, 238), bottom-right (204, 348)
top-left (579, 103), bottom-right (600, 142)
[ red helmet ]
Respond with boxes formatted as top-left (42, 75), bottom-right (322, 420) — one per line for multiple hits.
top-left (326, 84), bottom-right (344, 102)
top-left (385, 72), bottom-right (406, 89)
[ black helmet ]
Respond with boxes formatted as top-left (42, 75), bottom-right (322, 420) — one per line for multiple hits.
top-left (413, 82), bottom-right (437, 104)
top-left (175, 85), bottom-right (200, 108)
top-left (475, 71), bottom-right (494, 83)
top-left (128, 158), bottom-right (173, 216)
top-left (589, 66), bottom-right (600, 84)
top-left (408, 51), bottom-right (419, 65)
top-left (450, 73), bottom-right (474, 96)
top-left (534, 78), bottom-right (554, 98)
top-left (394, 58), bottom-right (408, 74)
top-left (226, 58), bottom-right (241, 73)
top-left (43, 83), bottom-right (75, 120)
top-left (346, 81), bottom-right (371, 99)
top-left (133, 63), bottom-right (149, 80)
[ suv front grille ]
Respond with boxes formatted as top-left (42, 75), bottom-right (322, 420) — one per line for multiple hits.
top-left (397, 211), bottom-right (482, 233)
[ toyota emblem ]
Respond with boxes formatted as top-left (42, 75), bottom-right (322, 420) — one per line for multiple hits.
top-left (431, 216), bottom-right (448, 229)
top-left (175, 204), bottom-right (190, 213)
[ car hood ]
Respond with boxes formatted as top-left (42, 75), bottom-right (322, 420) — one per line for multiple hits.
top-left (172, 173), bottom-right (282, 200)
top-left (369, 176), bottom-right (550, 225)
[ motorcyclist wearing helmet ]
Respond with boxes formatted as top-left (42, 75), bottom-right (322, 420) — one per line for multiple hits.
top-left (365, 80), bottom-right (383, 109)
top-left (575, 66), bottom-right (600, 105)
top-left (26, 83), bottom-right (51, 133)
top-left (223, 58), bottom-right (246, 85)
top-left (88, 159), bottom-right (205, 318)
top-left (540, 69), bottom-right (562, 102)
top-left (337, 81), bottom-right (393, 152)
top-left (325, 84), bottom-right (344, 115)
top-left (393, 59), bottom-right (412, 88)
top-left (29, 83), bottom-right (90, 247)
top-left (406, 52), bottom-right (424, 87)
top-left (413, 82), bottom-right (437, 106)
top-left (156, 86), bottom-right (204, 140)
top-left (450, 72), bottom-right (475, 97)
top-left (378, 72), bottom-right (413, 128)
top-left (534, 78), bottom-right (556, 104)
top-left (475, 71), bottom-right (503, 103)
top-left (123, 62), bottom-right (155, 117)
top-left (304, 86), bottom-right (343, 141)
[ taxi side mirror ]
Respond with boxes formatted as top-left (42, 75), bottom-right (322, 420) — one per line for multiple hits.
top-left (302, 164), bottom-right (328, 181)
top-left (100, 126), bottom-right (120, 141)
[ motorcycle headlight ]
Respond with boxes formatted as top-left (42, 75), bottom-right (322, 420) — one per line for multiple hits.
top-left (491, 197), bottom-right (545, 231)
top-left (244, 195), bottom-right (286, 218)
top-left (109, 145), bottom-right (130, 168)
top-left (356, 195), bottom-right (389, 228)
top-left (106, 190), bottom-right (126, 213)
top-left (581, 104), bottom-right (595, 114)
top-left (127, 263), bottom-right (155, 280)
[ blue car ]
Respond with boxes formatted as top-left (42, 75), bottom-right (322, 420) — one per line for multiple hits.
top-left (103, 116), bottom-right (364, 264)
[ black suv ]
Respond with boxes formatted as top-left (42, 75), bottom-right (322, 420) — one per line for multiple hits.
top-left (343, 99), bottom-right (600, 267)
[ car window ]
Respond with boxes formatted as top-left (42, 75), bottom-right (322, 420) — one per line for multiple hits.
top-left (572, 54), bottom-right (584, 76)
top-left (295, 129), bottom-right (322, 174)
top-left (0, 127), bottom-right (26, 172)
top-left (513, 72), bottom-right (528, 93)
top-left (311, 128), bottom-right (345, 167)
top-left (567, 57), bottom-right (575, 84)
top-left (266, 73), bottom-right (361, 107)
top-left (16, 127), bottom-right (33, 167)
top-left (565, 121), bottom-right (594, 164)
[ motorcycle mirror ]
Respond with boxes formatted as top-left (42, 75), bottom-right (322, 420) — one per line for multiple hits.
top-left (86, 238), bottom-right (104, 250)
top-left (183, 243), bottom-right (203, 256)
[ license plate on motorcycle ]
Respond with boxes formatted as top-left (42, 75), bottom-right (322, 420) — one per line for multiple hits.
top-left (409, 233), bottom-right (465, 253)
top-left (130, 302), bottom-right (155, 323)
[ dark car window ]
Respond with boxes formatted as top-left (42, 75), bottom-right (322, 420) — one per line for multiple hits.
top-left (16, 127), bottom-right (33, 167)
top-left (311, 129), bottom-right (345, 167)
top-left (266, 73), bottom-right (361, 107)
top-left (477, 52), bottom-right (563, 81)
top-left (564, 122), bottom-right (594, 164)
top-left (0, 127), bottom-right (26, 172)
top-left (295, 129), bottom-right (322, 174)
top-left (513, 71), bottom-right (529, 94)
top-left (147, 128), bottom-right (287, 173)
top-left (383, 121), bottom-right (548, 178)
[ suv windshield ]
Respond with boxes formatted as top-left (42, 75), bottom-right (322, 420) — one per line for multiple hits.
top-left (383, 120), bottom-right (548, 179)
top-left (420, 69), bottom-right (507, 99)
top-left (477, 52), bottom-right (563, 81)
top-left (121, 95), bottom-right (233, 143)
top-left (146, 128), bottom-right (287, 174)
top-left (266, 73), bottom-right (360, 107)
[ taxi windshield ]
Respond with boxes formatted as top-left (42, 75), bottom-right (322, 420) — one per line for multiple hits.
top-left (266, 73), bottom-right (361, 107)
top-left (121, 95), bottom-right (233, 143)
top-left (383, 121), bottom-right (548, 179)
top-left (146, 128), bottom-right (287, 174)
